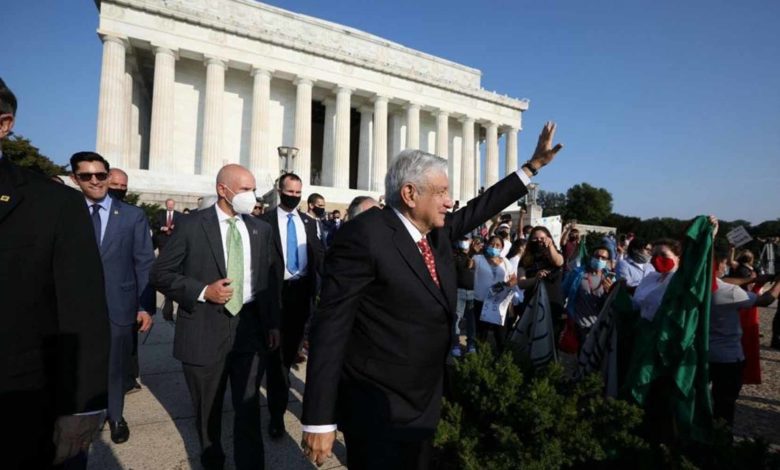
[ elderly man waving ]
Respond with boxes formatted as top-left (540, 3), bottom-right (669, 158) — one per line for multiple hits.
top-left (301, 122), bottom-right (564, 469)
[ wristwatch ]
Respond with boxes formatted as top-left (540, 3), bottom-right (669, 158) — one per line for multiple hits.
top-left (521, 161), bottom-right (539, 176)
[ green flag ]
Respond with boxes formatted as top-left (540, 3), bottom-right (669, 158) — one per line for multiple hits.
top-left (622, 216), bottom-right (714, 441)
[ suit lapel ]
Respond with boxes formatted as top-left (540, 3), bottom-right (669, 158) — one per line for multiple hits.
top-left (243, 214), bottom-right (260, 288)
top-left (299, 210), bottom-right (317, 260)
top-left (100, 198), bottom-right (121, 254)
top-left (384, 210), bottom-right (448, 309)
top-left (0, 159), bottom-right (25, 224)
top-left (202, 208), bottom-right (227, 278)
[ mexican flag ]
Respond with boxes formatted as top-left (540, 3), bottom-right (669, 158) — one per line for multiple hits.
top-left (622, 216), bottom-right (714, 442)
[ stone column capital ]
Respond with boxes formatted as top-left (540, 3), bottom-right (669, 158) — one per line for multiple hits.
top-left (458, 116), bottom-right (475, 124)
top-left (251, 66), bottom-right (274, 78)
top-left (98, 32), bottom-right (129, 48)
top-left (204, 56), bottom-right (227, 68)
top-left (500, 125), bottom-right (519, 133)
top-left (405, 102), bottom-right (420, 111)
top-left (335, 85), bottom-right (354, 95)
top-left (435, 109), bottom-right (450, 118)
top-left (152, 45), bottom-right (178, 59)
top-left (358, 105), bottom-right (374, 114)
top-left (322, 97), bottom-right (336, 107)
top-left (372, 94), bottom-right (389, 104)
top-left (293, 76), bottom-right (314, 87)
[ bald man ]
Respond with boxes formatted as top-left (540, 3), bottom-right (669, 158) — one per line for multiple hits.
top-left (150, 164), bottom-right (281, 470)
top-left (108, 168), bottom-right (128, 201)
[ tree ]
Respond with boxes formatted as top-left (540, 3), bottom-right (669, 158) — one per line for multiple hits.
top-left (1, 134), bottom-right (67, 177)
top-left (537, 190), bottom-right (567, 217)
top-left (564, 183), bottom-right (613, 225)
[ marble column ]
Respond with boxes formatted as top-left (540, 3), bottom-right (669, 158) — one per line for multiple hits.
top-left (389, 112), bottom-right (403, 161)
top-left (293, 77), bottom-right (313, 180)
top-left (357, 106), bottom-right (373, 190)
top-left (95, 34), bottom-right (128, 168)
top-left (249, 67), bottom-right (273, 177)
top-left (474, 136), bottom-right (482, 194)
top-left (371, 96), bottom-right (388, 192)
top-left (436, 110), bottom-right (449, 158)
top-left (504, 126), bottom-right (519, 177)
top-left (201, 56), bottom-right (226, 175)
top-left (459, 117), bottom-right (475, 201)
top-left (333, 86), bottom-right (353, 188)
top-left (127, 72), bottom-right (142, 170)
top-left (148, 46), bottom-right (177, 173)
top-left (123, 70), bottom-right (134, 168)
top-left (321, 98), bottom-right (336, 186)
top-left (485, 122), bottom-right (499, 186)
top-left (405, 103), bottom-right (420, 150)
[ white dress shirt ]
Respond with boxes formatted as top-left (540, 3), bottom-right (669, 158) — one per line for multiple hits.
top-left (198, 204), bottom-right (254, 305)
top-left (302, 170), bottom-right (531, 434)
top-left (276, 207), bottom-right (308, 280)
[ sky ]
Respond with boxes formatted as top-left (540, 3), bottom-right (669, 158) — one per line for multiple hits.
top-left (3, 0), bottom-right (779, 223)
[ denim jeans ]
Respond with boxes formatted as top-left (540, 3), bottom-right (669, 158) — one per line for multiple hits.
top-left (452, 289), bottom-right (476, 348)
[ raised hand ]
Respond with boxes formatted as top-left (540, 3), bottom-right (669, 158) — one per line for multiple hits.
top-left (527, 121), bottom-right (564, 171)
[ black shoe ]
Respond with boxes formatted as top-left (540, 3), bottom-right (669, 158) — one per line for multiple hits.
top-left (108, 418), bottom-right (130, 444)
top-left (125, 380), bottom-right (142, 395)
top-left (268, 419), bottom-right (285, 439)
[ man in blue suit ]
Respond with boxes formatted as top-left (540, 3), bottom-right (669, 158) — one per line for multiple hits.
top-left (69, 151), bottom-right (156, 445)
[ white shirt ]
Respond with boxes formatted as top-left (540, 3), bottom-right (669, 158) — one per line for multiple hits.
top-left (302, 169), bottom-right (531, 434)
top-left (198, 204), bottom-right (254, 305)
top-left (473, 255), bottom-right (516, 302)
top-left (276, 207), bottom-right (309, 280)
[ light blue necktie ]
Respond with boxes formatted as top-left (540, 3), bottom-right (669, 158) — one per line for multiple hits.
top-left (286, 213), bottom-right (299, 275)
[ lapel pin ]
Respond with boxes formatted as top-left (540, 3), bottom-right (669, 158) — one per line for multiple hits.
top-left (114, 210), bottom-right (119, 215)
top-left (0, 195), bottom-right (10, 202)
top-left (252, 229), bottom-right (258, 235)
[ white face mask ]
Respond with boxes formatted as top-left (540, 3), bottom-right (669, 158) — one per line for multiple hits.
top-left (225, 186), bottom-right (257, 215)
top-left (457, 241), bottom-right (470, 250)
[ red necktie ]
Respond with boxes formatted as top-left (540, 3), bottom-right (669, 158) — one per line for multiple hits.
top-left (417, 238), bottom-right (440, 287)
top-left (166, 211), bottom-right (173, 228)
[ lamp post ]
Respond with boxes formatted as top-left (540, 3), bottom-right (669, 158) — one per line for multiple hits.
top-left (277, 146), bottom-right (299, 174)
top-left (527, 182), bottom-right (539, 205)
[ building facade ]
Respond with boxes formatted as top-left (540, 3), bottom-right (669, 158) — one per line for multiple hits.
top-left (94, 0), bottom-right (528, 207)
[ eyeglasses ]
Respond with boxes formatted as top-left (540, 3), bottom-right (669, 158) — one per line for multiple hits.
top-left (75, 172), bottom-right (109, 182)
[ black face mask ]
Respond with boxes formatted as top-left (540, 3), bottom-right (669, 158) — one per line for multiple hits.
top-left (279, 193), bottom-right (301, 210)
top-left (312, 207), bottom-right (326, 218)
top-left (108, 188), bottom-right (127, 201)
top-left (530, 241), bottom-right (545, 254)
top-left (497, 231), bottom-right (509, 239)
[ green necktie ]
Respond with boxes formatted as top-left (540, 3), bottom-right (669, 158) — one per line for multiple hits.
top-left (225, 218), bottom-right (244, 316)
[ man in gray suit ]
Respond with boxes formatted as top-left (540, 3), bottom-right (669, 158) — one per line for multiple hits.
top-left (69, 151), bottom-right (156, 447)
top-left (151, 164), bottom-right (281, 470)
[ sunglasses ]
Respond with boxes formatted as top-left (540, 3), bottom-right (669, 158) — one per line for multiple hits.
top-left (75, 172), bottom-right (109, 182)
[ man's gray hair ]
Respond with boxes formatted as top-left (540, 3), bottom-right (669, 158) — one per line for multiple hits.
top-left (384, 149), bottom-right (448, 209)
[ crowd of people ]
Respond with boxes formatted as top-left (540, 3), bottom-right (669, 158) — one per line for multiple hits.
top-left (2, 70), bottom-right (779, 470)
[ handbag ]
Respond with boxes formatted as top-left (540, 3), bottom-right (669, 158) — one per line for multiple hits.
top-left (558, 316), bottom-right (580, 354)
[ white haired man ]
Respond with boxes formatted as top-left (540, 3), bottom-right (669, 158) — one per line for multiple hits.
top-left (302, 123), bottom-right (563, 469)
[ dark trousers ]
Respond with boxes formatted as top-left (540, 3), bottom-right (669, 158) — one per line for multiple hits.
top-left (2, 390), bottom-right (56, 469)
top-left (772, 302), bottom-right (780, 347)
top-left (182, 350), bottom-right (267, 470)
top-left (161, 296), bottom-right (175, 322)
top-left (108, 322), bottom-right (134, 421)
top-left (267, 279), bottom-right (313, 422)
top-left (343, 432), bottom-right (433, 470)
top-left (127, 324), bottom-right (139, 385)
top-left (709, 361), bottom-right (744, 426)
top-left (473, 300), bottom-right (508, 353)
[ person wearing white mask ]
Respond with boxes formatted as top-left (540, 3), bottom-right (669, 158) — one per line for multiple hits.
top-left (561, 246), bottom-right (615, 344)
top-left (151, 164), bottom-right (281, 470)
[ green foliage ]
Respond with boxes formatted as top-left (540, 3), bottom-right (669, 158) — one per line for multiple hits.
top-left (564, 183), bottom-right (613, 225)
top-left (537, 190), bottom-right (567, 217)
top-left (435, 346), bottom-right (647, 470)
top-left (1, 134), bottom-right (67, 177)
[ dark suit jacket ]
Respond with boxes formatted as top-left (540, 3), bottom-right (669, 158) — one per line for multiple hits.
top-left (0, 158), bottom-right (109, 415)
top-left (302, 173), bottom-right (528, 440)
top-left (150, 205), bottom-right (281, 366)
top-left (153, 209), bottom-right (183, 250)
top-left (99, 197), bottom-right (156, 326)
top-left (261, 208), bottom-right (324, 299)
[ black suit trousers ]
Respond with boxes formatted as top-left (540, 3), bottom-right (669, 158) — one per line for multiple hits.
top-left (181, 304), bottom-right (267, 470)
top-left (343, 431), bottom-right (433, 470)
top-left (267, 279), bottom-right (313, 421)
